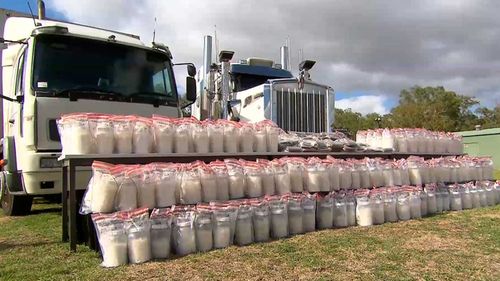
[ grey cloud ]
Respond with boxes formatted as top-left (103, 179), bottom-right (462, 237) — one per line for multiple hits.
top-left (48, 0), bottom-right (500, 107)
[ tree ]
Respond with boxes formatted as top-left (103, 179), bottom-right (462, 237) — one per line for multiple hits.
top-left (476, 105), bottom-right (500, 129)
top-left (390, 86), bottom-right (479, 131)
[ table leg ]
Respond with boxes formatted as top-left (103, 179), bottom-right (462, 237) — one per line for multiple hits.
top-left (69, 163), bottom-right (77, 252)
top-left (62, 165), bottom-right (68, 242)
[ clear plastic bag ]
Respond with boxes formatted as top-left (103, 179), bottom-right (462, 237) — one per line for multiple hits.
top-left (195, 162), bottom-right (218, 203)
top-left (286, 196), bottom-right (304, 235)
top-left (302, 193), bottom-right (317, 232)
top-left (152, 115), bottom-right (175, 153)
top-left (132, 117), bottom-right (154, 154)
top-left (252, 200), bottom-right (271, 242)
top-left (195, 210), bottom-right (213, 252)
top-left (254, 124), bottom-right (267, 153)
top-left (333, 196), bottom-right (348, 227)
top-left (272, 160), bottom-right (291, 195)
top-left (285, 158), bottom-right (305, 192)
top-left (223, 121), bottom-right (240, 153)
top-left (81, 161), bottom-right (117, 214)
top-left (316, 194), bottom-right (334, 229)
top-left (207, 120), bottom-right (224, 153)
top-left (243, 161), bottom-right (263, 198)
top-left (192, 122), bottom-right (210, 153)
top-left (239, 123), bottom-right (255, 153)
top-left (172, 209), bottom-right (197, 256)
top-left (88, 114), bottom-right (114, 154)
top-left (225, 159), bottom-right (246, 199)
top-left (211, 205), bottom-right (233, 248)
top-left (92, 213), bottom-right (128, 267)
top-left (174, 119), bottom-right (192, 153)
top-left (179, 165), bottom-right (202, 205)
top-left (235, 205), bottom-right (254, 246)
top-left (150, 208), bottom-right (173, 259)
top-left (210, 160), bottom-right (230, 201)
top-left (59, 113), bottom-right (94, 155)
top-left (115, 166), bottom-right (138, 211)
top-left (112, 115), bottom-right (134, 154)
top-left (259, 160), bottom-right (276, 196)
top-left (125, 208), bottom-right (151, 264)
top-left (154, 163), bottom-right (177, 207)
top-left (269, 198), bottom-right (288, 239)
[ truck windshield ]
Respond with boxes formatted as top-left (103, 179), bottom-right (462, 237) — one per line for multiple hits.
top-left (32, 34), bottom-right (177, 104)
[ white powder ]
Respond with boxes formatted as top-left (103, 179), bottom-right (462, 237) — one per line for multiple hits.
top-left (274, 173), bottom-right (291, 195)
top-left (339, 168), bottom-right (352, 189)
top-left (254, 131), bottom-right (267, 153)
top-left (383, 198), bottom-right (398, 222)
top-left (450, 191), bottom-right (462, 211)
top-left (356, 197), bottom-right (373, 226)
top-left (71, 122), bottom-right (94, 154)
top-left (208, 126), bottom-right (224, 153)
top-left (115, 127), bottom-right (133, 154)
top-left (138, 180), bottom-right (156, 209)
top-left (396, 195), bottom-right (411, 221)
top-left (195, 218), bottom-right (213, 252)
top-left (174, 127), bottom-right (191, 153)
top-left (94, 124), bottom-right (114, 154)
top-left (216, 176), bottom-right (230, 201)
top-left (288, 202), bottom-right (304, 235)
top-left (153, 122), bottom-right (174, 153)
top-left (100, 232), bottom-right (128, 267)
top-left (155, 174), bottom-right (177, 207)
top-left (192, 126), bottom-right (210, 153)
top-left (420, 193), bottom-right (428, 216)
top-left (224, 126), bottom-right (239, 153)
top-left (427, 191), bottom-right (437, 215)
top-left (150, 226), bottom-right (171, 259)
top-left (173, 223), bottom-right (197, 256)
top-left (329, 165), bottom-right (340, 191)
top-left (371, 198), bottom-right (385, 225)
top-left (478, 189), bottom-right (488, 207)
top-left (392, 169), bottom-right (402, 186)
top-left (180, 175), bottom-right (202, 205)
top-left (239, 126), bottom-right (255, 152)
top-left (400, 168), bottom-right (411, 186)
top-left (271, 211), bottom-right (288, 238)
top-left (333, 200), bottom-right (348, 227)
top-left (253, 210), bottom-right (271, 242)
top-left (116, 178), bottom-right (137, 211)
top-left (213, 217), bottom-right (232, 249)
top-left (91, 174), bottom-right (118, 213)
top-left (461, 189), bottom-right (472, 209)
top-left (435, 192), bottom-right (443, 213)
top-left (409, 194), bottom-right (422, 219)
top-left (369, 168), bottom-right (384, 187)
top-left (262, 173), bottom-right (276, 196)
top-left (229, 174), bottom-right (245, 199)
top-left (246, 174), bottom-right (263, 198)
top-left (485, 188), bottom-right (496, 206)
top-left (471, 189), bottom-right (481, 208)
top-left (200, 174), bottom-right (217, 202)
top-left (442, 191), bottom-right (451, 211)
top-left (383, 168), bottom-right (394, 187)
top-left (266, 128), bottom-right (280, 153)
top-left (396, 138), bottom-right (408, 153)
top-left (359, 169), bottom-right (371, 189)
top-left (317, 200), bottom-right (334, 229)
top-left (409, 167), bottom-right (422, 186)
top-left (128, 231), bottom-right (151, 264)
top-left (235, 212), bottom-right (253, 245)
top-left (351, 170), bottom-right (361, 190)
top-left (345, 200), bottom-right (357, 226)
top-left (288, 165), bottom-right (304, 192)
top-left (133, 122), bottom-right (154, 154)
top-left (306, 170), bottom-right (322, 192)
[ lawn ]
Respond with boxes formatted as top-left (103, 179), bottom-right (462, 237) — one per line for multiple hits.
top-left (0, 199), bottom-right (499, 281)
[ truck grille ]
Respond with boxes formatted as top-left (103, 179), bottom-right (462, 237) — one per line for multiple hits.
top-left (274, 86), bottom-right (329, 133)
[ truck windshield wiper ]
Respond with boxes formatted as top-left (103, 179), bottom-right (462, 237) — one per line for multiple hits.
top-left (129, 91), bottom-right (170, 99)
top-left (54, 86), bottom-right (126, 101)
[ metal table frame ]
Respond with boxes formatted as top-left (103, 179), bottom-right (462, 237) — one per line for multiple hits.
top-left (60, 152), bottom-right (459, 251)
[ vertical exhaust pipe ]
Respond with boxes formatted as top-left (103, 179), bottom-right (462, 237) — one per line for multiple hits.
top-left (280, 46), bottom-right (289, 71)
top-left (200, 35), bottom-right (213, 120)
top-left (38, 0), bottom-right (46, 20)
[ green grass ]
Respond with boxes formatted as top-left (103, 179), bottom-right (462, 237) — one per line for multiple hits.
top-left (0, 199), bottom-right (499, 281)
top-left (495, 169), bottom-right (500, 180)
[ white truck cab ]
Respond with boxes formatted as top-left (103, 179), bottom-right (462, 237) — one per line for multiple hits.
top-left (0, 7), bottom-right (196, 215)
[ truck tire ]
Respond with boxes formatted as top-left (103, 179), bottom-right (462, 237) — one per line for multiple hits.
top-left (0, 173), bottom-right (32, 216)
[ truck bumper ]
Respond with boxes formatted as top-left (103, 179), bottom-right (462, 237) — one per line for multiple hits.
top-left (23, 170), bottom-right (92, 195)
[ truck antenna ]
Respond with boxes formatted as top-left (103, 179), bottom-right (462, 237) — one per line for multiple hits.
top-left (152, 17), bottom-right (157, 43)
top-left (27, 1), bottom-right (39, 27)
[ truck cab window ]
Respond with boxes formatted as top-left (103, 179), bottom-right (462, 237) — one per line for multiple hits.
top-left (15, 49), bottom-right (26, 136)
top-left (32, 34), bottom-right (177, 105)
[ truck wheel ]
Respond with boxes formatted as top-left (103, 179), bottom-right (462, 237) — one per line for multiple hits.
top-left (0, 174), bottom-right (33, 216)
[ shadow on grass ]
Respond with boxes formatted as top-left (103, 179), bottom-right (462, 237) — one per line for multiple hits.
top-left (30, 207), bottom-right (61, 215)
top-left (0, 240), bottom-right (58, 253)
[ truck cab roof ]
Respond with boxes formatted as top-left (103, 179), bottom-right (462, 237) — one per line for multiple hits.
top-left (3, 16), bottom-right (144, 48)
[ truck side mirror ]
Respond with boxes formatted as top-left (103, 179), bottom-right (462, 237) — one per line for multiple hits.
top-left (186, 76), bottom-right (197, 102)
top-left (187, 64), bottom-right (196, 77)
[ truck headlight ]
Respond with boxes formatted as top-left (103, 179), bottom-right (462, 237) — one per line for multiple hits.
top-left (40, 157), bottom-right (62, 168)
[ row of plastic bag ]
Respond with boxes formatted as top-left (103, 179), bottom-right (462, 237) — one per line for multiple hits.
top-left (92, 180), bottom-right (500, 267)
top-left (57, 113), bottom-right (281, 155)
top-left (356, 128), bottom-right (463, 154)
top-left (82, 155), bottom-right (495, 214)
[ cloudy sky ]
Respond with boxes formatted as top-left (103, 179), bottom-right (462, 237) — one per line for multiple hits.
top-left (4, 0), bottom-right (500, 114)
